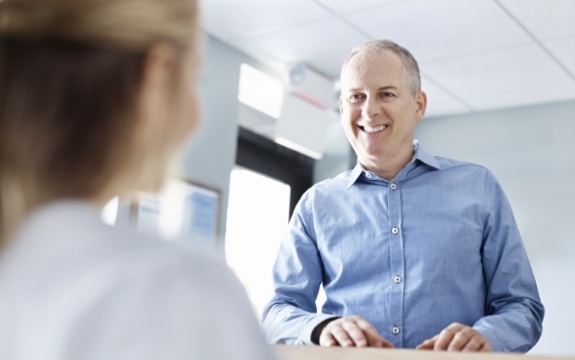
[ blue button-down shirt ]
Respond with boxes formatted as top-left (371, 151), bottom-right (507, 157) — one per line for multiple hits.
top-left (262, 142), bottom-right (544, 352)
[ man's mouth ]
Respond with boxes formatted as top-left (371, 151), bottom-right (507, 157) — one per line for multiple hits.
top-left (359, 124), bottom-right (387, 133)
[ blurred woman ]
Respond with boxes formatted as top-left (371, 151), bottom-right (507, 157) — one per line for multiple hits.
top-left (0, 0), bottom-right (275, 358)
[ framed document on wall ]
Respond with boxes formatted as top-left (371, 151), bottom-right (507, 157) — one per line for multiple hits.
top-left (132, 177), bottom-right (220, 247)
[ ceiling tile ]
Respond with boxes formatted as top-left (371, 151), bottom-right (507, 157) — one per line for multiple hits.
top-left (345, 0), bottom-right (532, 61)
top-left (544, 36), bottom-right (575, 76)
top-left (230, 18), bottom-right (368, 79)
top-left (498, 0), bottom-right (575, 40)
top-left (199, 0), bottom-right (331, 41)
top-left (420, 76), bottom-right (472, 119)
top-left (314, 0), bottom-right (404, 15)
top-left (423, 44), bottom-right (575, 111)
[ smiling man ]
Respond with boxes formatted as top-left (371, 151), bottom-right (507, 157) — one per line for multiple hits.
top-left (262, 39), bottom-right (544, 353)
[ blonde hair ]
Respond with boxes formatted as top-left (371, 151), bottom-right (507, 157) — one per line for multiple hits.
top-left (0, 0), bottom-right (199, 244)
top-left (0, 0), bottom-right (196, 49)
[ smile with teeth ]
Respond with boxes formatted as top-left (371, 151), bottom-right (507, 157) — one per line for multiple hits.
top-left (360, 124), bottom-right (387, 133)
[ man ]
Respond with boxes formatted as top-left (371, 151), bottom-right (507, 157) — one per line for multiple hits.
top-left (261, 39), bottom-right (544, 352)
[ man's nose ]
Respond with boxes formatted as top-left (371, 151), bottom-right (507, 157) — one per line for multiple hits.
top-left (362, 96), bottom-right (380, 120)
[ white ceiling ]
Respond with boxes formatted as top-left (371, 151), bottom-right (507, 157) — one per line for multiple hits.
top-left (199, 0), bottom-right (575, 121)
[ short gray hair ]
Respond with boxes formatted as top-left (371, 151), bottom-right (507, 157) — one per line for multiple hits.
top-left (341, 39), bottom-right (421, 98)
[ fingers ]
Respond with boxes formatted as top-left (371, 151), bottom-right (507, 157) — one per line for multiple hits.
top-left (416, 323), bottom-right (492, 352)
top-left (319, 316), bottom-right (368, 347)
top-left (319, 316), bottom-right (394, 348)
top-left (415, 336), bottom-right (437, 350)
top-left (352, 317), bottom-right (393, 348)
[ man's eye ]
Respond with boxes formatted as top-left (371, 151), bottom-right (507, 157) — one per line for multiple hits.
top-left (348, 94), bottom-right (365, 102)
top-left (381, 92), bottom-right (395, 98)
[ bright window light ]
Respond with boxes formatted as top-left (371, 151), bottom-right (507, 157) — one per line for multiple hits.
top-left (225, 167), bottom-right (290, 319)
top-left (238, 63), bottom-right (284, 119)
top-left (101, 196), bottom-right (118, 226)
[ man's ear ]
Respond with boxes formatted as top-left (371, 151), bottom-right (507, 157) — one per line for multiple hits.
top-left (415, 91), bottom-right (427, 122)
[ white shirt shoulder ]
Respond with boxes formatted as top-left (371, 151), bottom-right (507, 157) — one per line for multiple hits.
top-left (0, 201), bottom-right (275, 360)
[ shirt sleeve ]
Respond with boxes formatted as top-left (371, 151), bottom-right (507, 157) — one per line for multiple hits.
top-left (261, 191), bottom-right (338, 345)
top-left (472, 170), bottom-right (544, 352)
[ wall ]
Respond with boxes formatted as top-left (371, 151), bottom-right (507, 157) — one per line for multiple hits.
top-left (414, 99), bottom-right (575, 356)
top-left (313, 110), bottom-right (355, 183)
top-left (116, 34), bottom-right (272, 253)
top-left (181, 34), bottom-right (291, 252)
top-left (176, 35), bottom-right (240, 252)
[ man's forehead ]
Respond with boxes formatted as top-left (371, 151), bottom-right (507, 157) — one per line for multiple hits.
top-left (345, 50), bottom-right (402, 71)
top-left (340, 50), bottom-right (404, 89)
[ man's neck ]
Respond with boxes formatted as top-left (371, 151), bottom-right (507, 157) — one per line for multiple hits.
top-left (361, 146), bottom-right (415, 181)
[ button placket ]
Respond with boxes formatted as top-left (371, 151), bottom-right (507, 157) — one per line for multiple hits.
top-left (388, 176), bottom-right (404, 347)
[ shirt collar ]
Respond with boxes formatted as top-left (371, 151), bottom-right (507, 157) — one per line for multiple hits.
top-left (346, 140), bottom-right (441, 189)
top-left (413, 140), bottom-right (441, 170)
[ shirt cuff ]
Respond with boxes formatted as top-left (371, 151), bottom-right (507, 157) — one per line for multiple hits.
top-left (300, 314), bottom-right (340, 345)
top-left (473, 325), bottom-right (504, 352)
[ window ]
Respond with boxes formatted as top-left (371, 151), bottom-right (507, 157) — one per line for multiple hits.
top-left (225, 127), bottom-right (315, 318)
top-left (225, 167), bottom-right (290, 319)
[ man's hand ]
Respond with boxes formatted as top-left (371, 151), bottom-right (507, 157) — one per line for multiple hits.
top-left (416, 322), bottom-right (492, 352)
top-left (319, 316), bottom-right (394, 348)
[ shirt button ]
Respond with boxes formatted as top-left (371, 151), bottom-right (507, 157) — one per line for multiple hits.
top-left (394, 276), bottom-right (401, 283)
top-left (390, 183), bottom-right (397, 190)
top-left (391, 227), bottom-right (399, 235)
top-left (365, 172), bottom-right (372, 178)
top-left (392, 326), bottom-right (400, 335)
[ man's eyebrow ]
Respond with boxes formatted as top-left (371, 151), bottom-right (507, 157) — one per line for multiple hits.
top-left (345, 87), bottom-right (364, 93)
top-left (345, 85), bottom-right (398, 92)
